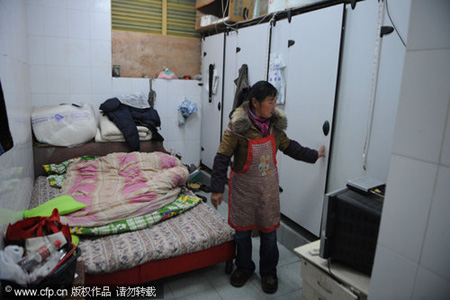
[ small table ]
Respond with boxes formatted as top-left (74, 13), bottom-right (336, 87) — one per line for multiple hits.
top-left (294, 240), bottom-right (371, 300)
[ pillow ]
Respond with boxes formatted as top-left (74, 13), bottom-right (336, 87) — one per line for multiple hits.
top-left (24, 195), bottom-right (87, 218)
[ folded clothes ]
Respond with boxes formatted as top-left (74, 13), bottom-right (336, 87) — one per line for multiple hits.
top-left (95, 115), bottom-right (152, 142)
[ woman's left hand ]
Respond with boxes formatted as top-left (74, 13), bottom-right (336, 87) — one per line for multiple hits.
top-left (318, 145), bottom-right (326, 158)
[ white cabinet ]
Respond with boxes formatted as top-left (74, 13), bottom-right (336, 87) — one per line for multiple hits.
top-left (200, 33), bottom-right (225, 170)
top-left (295, 241), bottom-right (370, 300)
top-left (301, 260), bottom-right (358, 300)
top-left (272, 5), bottom-right (343, 236)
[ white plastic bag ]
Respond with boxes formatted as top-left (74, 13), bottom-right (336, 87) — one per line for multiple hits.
top-left (117, 92), bottom-right (150, 109)
top-left (32, 103), bottom-right (97, 147)
top-left (0, 246), bottom-right (28, 286)
top-left (268, 53), bottom-right (287, 105)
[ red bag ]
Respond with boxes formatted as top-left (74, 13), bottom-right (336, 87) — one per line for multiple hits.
top-left (5, 208), bottom-right (72, 246)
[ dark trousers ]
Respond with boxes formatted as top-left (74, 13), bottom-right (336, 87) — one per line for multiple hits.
top-left (234, 229), bottom-right (279, 276)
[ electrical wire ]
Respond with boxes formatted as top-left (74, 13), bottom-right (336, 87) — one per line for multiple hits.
top-left (362, 0), bottom-right (385, 171)
top-left (385, 0), bottom-right (406, 48)
top-left (362, 0), bottom-right (406, 170)
top-left (327, 258), bottom-right (343, 285)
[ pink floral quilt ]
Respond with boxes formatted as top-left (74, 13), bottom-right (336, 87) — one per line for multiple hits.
top-left (60, 152), bottom-right (189, 227)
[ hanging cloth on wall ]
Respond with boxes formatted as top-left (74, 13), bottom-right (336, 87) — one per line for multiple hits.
top-left (177, 97), bottom-right (198, 127)
top-left (232, 64), bottom-right (249, 115)
top-left (0, 80), bottom-right (14, 155)
top-left (268, 53), bottom-right (286, 105)
top-left (148, 78), bottom-right (156, 108)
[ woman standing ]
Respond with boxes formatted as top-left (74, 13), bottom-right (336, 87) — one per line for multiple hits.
top-left (210, 81), bottom-right (325, 294)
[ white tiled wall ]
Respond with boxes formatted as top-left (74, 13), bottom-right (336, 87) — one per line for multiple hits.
top-left (0, 0), bottom-right (201, 249)
top-left (27, 0), bottom-right (112, 108)
top-left (0, 0), bottom-right (34, 248)
top-left (369, 0), bottom-right (450, 298)
top-left (25, 0), bottom-right (202, 165)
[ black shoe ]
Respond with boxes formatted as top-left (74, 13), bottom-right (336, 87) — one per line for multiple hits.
top-left (200, 184), bottom-right (211, 193)
top-left (230, 269), bottom-right (253, 287)
top-left (261, 275), bottom-right (278, 294)
top-left (195, 194), bottom-right (207, 203)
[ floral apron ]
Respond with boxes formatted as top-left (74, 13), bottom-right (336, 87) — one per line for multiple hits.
top-left (228, 133), bottom-right (280, 233)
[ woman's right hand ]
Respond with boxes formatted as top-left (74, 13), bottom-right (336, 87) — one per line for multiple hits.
top-left (211, 193), bottom-right (224, 209)
top-left (318, 145), bottom-right (326, 158)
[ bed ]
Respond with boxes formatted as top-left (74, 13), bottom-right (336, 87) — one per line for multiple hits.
top-left (31, 141), bottom-right (235, 286)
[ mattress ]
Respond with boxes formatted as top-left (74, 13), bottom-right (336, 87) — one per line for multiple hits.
top-left (30, 176), bottom-right (235, 274)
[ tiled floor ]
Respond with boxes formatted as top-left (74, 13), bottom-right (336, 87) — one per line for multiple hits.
top-left (154, 193), bottom-right (304, 300)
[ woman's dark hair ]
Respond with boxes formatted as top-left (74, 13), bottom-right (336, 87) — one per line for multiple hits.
top-left (236, 81), bottom-right (278, 109)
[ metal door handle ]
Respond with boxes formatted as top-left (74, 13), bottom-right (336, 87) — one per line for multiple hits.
top-left (322, 120), bottom-right (330, 136)
top-left (209, 64), bottom-right (214, 103)
top-left (218, 101), bottom-right (221, 111)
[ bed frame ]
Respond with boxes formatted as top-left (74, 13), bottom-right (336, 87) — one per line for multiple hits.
top-left (86, 242), bottom-right (235, 285)
top-left (33, 141), bottom-right (235, 286)
top-left (33, 140), bottom-right (165, 178)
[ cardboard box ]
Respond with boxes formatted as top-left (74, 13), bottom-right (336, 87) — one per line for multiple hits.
top-left (196, 0), bottom-right (255, 22)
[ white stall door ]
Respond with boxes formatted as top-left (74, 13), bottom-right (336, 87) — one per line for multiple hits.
top-left (200, 33), bottom-right (225, 170)
top-left (222, 22), bottom-right (271, 128)
top-left (274, 5), bottom-right (343, 236)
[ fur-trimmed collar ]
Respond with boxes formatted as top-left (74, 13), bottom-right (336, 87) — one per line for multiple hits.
top-left (229, 101), bottom-right (287, 134)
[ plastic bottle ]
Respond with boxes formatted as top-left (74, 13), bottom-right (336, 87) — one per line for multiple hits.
top-left (17, 240), bottom-right (62, 272)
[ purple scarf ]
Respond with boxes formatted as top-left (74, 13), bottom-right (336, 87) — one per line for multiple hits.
top-left (248, 106), bottom-right (270, 137)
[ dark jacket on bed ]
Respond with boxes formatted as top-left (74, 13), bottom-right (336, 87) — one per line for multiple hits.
top-left (100, 97), bottom-right (164, 151)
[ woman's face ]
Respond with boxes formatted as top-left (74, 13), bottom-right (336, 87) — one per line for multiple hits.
top-left (252, 95), bottom-right (277, 119)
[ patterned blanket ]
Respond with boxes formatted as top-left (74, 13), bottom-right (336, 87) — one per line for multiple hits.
top-left (44, 155), bottom-right (97, 188)
top-left (60, 152), bottom-right (189, 227)
top-left (71, 194), bottom-right (201, 235)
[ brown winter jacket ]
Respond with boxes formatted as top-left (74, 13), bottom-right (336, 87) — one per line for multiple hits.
top-left (211, 101), bottom-right (319, 193)
top-left (217, 101), bottom-right (290, 170)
